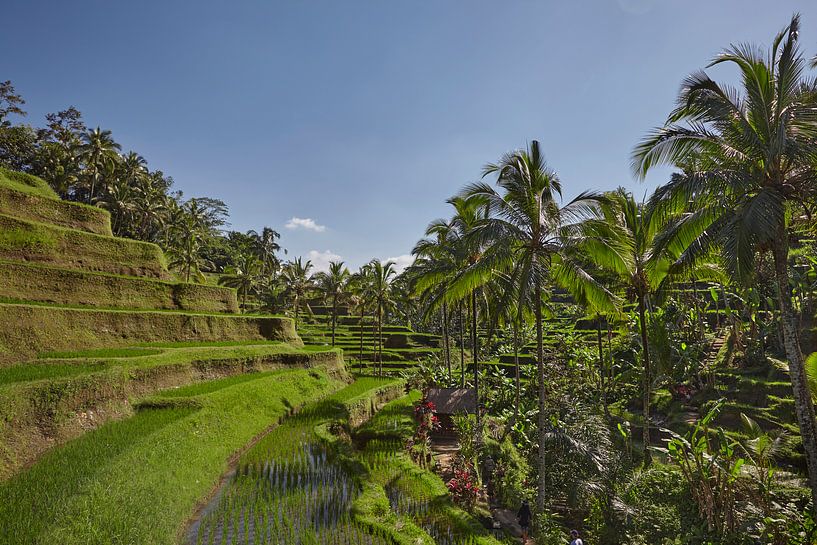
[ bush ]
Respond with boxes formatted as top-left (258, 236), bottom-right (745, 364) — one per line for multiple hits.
top-left (485, 437), bottom-right (530, 509)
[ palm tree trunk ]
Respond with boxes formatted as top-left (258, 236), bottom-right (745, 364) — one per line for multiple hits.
top-left (638, 294), bottom-right (652, 466)
top-left (514, 316), bottom-right (520, 421)
top-left (378, 296), bottom-right (383, 377)
top-left (88, 170), bottom-right (97, 204)
top-left (443, 301), bottom-right (451, 382)
top-left (331, 294), bottom-right (337, 347)
top-left (535, 283), bottom-right (546, 513)
top-left (773, 234), bottom-right (817, 518)
top-left (371, 306), bottom-right (377, 374)
top-left (471, 290), bottom-right (479, 432)
top-left (459, 302), bottom-right (465, 388)
top-left (294, 295), bottom-right (299, 328)
top-left (597, 314), bottom-right (607, 415)
top-left (359, 303), bottom-right (365, 370)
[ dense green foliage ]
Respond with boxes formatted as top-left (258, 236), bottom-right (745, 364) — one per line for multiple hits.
top-left (0, 367), bottom-right (345, 544)
top-left (3, 12), bottom-right (817, 545)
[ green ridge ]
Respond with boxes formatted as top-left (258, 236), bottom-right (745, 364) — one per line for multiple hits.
top-left (0, 184), bottom-right (112, 235)
top-left (0, 260), bottom-right (239, 313)
top-left (0, 213), bottom-right (169, 279)
top-left (0, 302), bottom-right (301, 365)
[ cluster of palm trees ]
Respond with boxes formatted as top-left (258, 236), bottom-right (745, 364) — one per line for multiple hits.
top-left (406, 15), bottom-right (817, 516)
top-left (269, 257), bottom-right (401, 376)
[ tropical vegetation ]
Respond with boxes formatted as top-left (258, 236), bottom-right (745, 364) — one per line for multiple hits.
top-left (2, 12), bottom-right (817, 545)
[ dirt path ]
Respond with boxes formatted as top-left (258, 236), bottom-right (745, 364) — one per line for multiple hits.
top-left (430, 435), bottom-right (459, 480)
top-left (491, 507), bottom-right (527, 543)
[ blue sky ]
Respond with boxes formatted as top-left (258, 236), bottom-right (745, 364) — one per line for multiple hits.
top-left (3, 1), bottom-right (816, 273)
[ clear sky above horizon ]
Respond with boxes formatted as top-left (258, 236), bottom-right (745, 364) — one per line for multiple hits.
top-left (3, 1), bottom-right (817, 273)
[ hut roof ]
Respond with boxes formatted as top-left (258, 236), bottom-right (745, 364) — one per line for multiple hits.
top-left (425, 388), bottom-right (477, 415)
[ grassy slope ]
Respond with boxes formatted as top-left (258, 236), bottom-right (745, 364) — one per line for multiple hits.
top-left (0, 167), bottom-right (57, 199)
top-left (0, 260), bottom-right (239, 313)
top-left (0, 213), bottom-right (169, 279)
top-left (0, 367), bottom-right (346, 545)
top-left (0, 184), bottom-right (112, 235)
top-left (0, 303), bottom-right (301, 365)
top-left (0, 343), bottom-right (343, 478)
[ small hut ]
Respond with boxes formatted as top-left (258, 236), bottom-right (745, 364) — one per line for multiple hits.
top-left (425, 388), bottom-right (477, 437)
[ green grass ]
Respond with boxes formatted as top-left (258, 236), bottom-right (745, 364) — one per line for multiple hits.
top-left (1, 343), bottom-right (333, 385)
top-left (137, 339), bottom-right (285, 348)
top-left (0, 360), bottom-right (112, 384)
top-left (0, 367), bottom-right (346, 545)
top-left (0, 260), bottom-right (239, 313)
top-left (0, 302), bottom-right (299, 365)
top-left (38, 347), bottom-right (164, 359)
top-left (0, 167), bottom-right (57, 199)
top-left (0, 298), bottom-right (276, 316)
top-left (0, 180), bottom-right (111, 235)
top-left (0, 213), bottom-right (167, 279)
top-left (0, 343), bottom-right (343, 477)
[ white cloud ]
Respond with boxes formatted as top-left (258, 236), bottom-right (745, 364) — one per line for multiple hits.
top-left (307, 249), bottom-right (342, 274)
top-left (384, 254), bottom-right (414, 275)
top-left (285, 217), bottom-right (326, 232)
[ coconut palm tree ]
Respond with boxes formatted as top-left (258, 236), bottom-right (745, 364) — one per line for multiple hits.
top-left (98, 178), bottom-right (136, 235)
top-left (280, 258), bottom-right (314, 327)
top-left (368, 259), bottom-right (396, 377)
top-left (133, 172), bottom-right (171, 242)
top-left (448, 196), bottom-right (490, 395)
top-left (461, 140), bottom-right (616, 511)
top-left (77, 127), bottom-right (120, 203)
top-left (632, 14), bottom-right (817, 512)
top-left (577, 187), bottom-right (675, 464)
top-left (410, 218), bottom-right (462, 382)
top-left (165, 199), bottom-right (215, 283)
top-left (349, 265), bottom-right (373, 369)
top-left (219, 251), bottom-right (263, 312)
top-left (314, 261), bottom-right (350, 346)
top-left (248, 227), bottom-right (282, 277)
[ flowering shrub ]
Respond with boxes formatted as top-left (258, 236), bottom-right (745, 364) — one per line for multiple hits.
top-left (446, 467), bottom-right (480, 508)
top-left (413, 398), bottom-right (440, 442)
top-left (409, 396), bottom-right (440, 467)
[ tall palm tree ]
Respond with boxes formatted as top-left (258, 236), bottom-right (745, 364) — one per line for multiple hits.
top-left (165, 199), bottom-right (214, 283)
top-left (410, 218), bottom-right (461, 382)
top-left (280, 258), bottom-right (314, 327)
top-left (578, 187), bottom-right (674, 464)
top-left (314, 261), bottom-right (350, 346)
top-left (219, 251), bottom-right (263, 312)
top-left (77, 127), bottom-right (120, 203)
top-left (368, 259), bottom-right (396, 377)
top-left (462, 140), bottom-right (615, 511)
top-left (248, 227), bottom-right (282, 277)
top-left (349, 266), bottom-right (373, 369)
top-left (632, 14), bottom-right (817, 513)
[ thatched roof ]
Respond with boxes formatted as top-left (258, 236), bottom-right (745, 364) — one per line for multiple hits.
top-left (425, 388), bottom-right (476, 415)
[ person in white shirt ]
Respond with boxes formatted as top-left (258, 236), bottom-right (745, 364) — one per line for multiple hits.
top-left (570, 529), bottom-right (584, 545)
